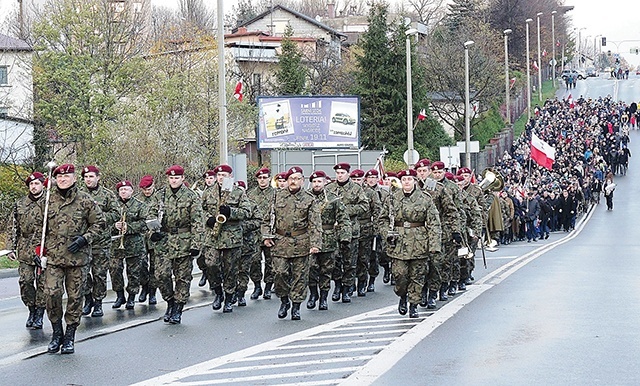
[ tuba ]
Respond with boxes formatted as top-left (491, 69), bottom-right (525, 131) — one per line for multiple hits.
top-left (479, 168), bottom-right (504, 192)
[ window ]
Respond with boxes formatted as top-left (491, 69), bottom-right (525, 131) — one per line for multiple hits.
top-left (0, 66), bottom-right (7, 85)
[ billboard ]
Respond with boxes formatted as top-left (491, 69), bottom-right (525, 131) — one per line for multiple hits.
top-left (257, 96), bottom-right (360, 150)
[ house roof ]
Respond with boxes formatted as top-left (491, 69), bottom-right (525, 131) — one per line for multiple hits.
top-left (235, 4), bottom-right (347, 40)
top-left (0, 33), bottom-right (32, 51)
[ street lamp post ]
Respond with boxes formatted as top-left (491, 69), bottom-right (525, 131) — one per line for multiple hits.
top-left (405, 28), bottom-right (418, 166)
top-left (464, 40), bottom-right (474, 168)
top-left (552, 11), bottom-right (557, 87)
top-left (536, 12), bottom-right (543, 102)
top-left (504, 29), bottom-right (512, 125)
top-left (526, 18), bottom-right (533, 120)
top-left (217, 0), bottom-right (228, 164)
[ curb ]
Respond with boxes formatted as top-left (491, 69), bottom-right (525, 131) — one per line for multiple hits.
top-left (0, 268), bottom-right (18, 280)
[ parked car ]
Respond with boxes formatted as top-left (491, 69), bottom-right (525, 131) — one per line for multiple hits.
top-left (332, 113), bottom-right (356, 125)
top-left (586, 68), bottom-right (598, 77)
top-left (560, 69), bottom-right (586, 80)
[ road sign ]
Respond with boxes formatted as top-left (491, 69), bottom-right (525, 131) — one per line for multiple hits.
top-left (403, 149), bottom-right (420, 165)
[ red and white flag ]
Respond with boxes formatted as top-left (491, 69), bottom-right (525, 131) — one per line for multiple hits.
top-left (542, 49), bottom-right (547, 57)
top-left (532, 60), bottom-right (539, 71)
top-left (568, 93), bottom-right (574, 108)
top-left (509, 77), bottom-right (516, 90)
top-left (233, 80), bottom-right (243, 102)
top-left (530, 132), bottom-right (555, 170)
top-left (373, 157), bottom-right (385, 184)
top-left (417, 109), bottom-right (427, 121)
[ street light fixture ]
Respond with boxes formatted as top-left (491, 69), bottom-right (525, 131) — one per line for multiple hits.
top-left (504, 29), bottom-right (512, 125)
top-left (464, 40), bottom-right (474, 168)
top-left (551, 11), bottom-right (557, 87)
top-left (536, 12), bottom-right (543, 102)
top-left (405, 27), bottom-right (418, 166)
top-left (526, 18), bottom-right (533, 120)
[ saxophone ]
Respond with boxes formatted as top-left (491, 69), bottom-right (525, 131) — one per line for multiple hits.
top-left (212, 177), bottom-right (234, 238)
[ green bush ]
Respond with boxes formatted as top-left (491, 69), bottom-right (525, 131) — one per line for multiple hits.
top-left (471, 104), bottom-right (507, 148)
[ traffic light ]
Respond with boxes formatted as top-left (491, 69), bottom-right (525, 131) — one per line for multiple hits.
top-left (602, 37), bottom-right (606, 46)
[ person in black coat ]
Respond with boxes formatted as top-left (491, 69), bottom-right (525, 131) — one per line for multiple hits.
top-left (558, 189), bottom-right (577, 231)
top-left (524, 190), bottom-right (541, 242)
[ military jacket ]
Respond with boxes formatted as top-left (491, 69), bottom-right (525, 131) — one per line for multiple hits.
top-left (446, 179), bottom-right (468, 236)
top-left (380, 187), bottom-right (442, 260)
top-left (8, 194), bottom-right (45, 264)
top-left (153, 185), bottom-right (203, 258)
top-left (201, 183), bottom-right (251, 249)
top-left (82, 185), bottom-right (120, 248)
top-left (261, 188), bottom-right (322, 258)
top-left (459, 188), bottom-right (483, 238)
top-left (135, 189), bottom-right (162, 251)
top-left (309, 189), bottom-right (351, 253)
top-left (326, 179), bottom-right (369, 239)
top-left (45, 185), bottom-right (105, 267)
top-left (247, 186), bottom-right (275, 227)
top-left (360, 185), bottom-right (381, 238)
top-left (424, 178), bottom-right (460, 241)
top-left (241, 200), bottom-right (260, 256)
top-left (112, 197), bottom-right (151, 258)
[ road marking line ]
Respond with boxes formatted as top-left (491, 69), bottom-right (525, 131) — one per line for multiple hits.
top-left (200, 355), bottom-right (373, 375)
top-left (279, 337), bottom-right (395, 350)
top-left (234, 346), bottom-right (387, 362)
top-left (331, 321), bottom-right (422, 331)
top-left (179, 366), bottom-right (361, 385)
top-left (296, 328), bottom-right (415, 340)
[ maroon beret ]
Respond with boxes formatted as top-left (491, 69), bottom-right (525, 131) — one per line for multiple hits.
top-left (430, 161), bottom-right (446, 171)
top-left (365, 169), bottom-right (378, 178)
top-left (139, 175), bottom-right (154, 188)
top-left (53, 164), bottom-right (75, 177)
top-left (333, 162), bottom-right (351, 172)
top-left (445, 172), bottom-right (455, 181)
top-left (383, 171), bottom-right (397, 178)
top-left (309, 170), bottom-right (327, 181)
top-left (285, 166), bottom-right (304, 179)
top-left (25, 172), bottom-right (45, 186)
top-left (81, 165), bottom-right (100, 176)
top-left (397, 169), bottom-right (417, 178)
top-left (276, 172), bottom-right (287, 181)
top-left (165, 165), bottom-right (184, 176)
top-left (457, 167), bottom-right (472, 175)
top-left (214, 164), bottom-right (233, 174)
top-left (455, 175), bottom-right (465, 182)
top-left (255, 168), bottom-right (270, 178)
top-left (236, 181), bottom-right (246, 189)
top-left (415, 159), bottom-right (431, 168)
top-left (350, 169), bottom-right (365, 178)
top-left (116, 180), bottom-right (133, 190)
top-left (203, 170), bottom-right (216, 178)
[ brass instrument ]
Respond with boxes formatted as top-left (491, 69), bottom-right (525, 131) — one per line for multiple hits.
top-left (386, 187), bottom-right (400, 245)
top-left (118, 210), bottom-right (126, 249)
top-left (479, 168), bottom-right (504, 192)
top-left (212, 177), bottom-right (234, 238)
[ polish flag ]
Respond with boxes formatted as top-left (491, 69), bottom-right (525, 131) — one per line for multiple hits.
top-left (374, 157), bottom-right (385, 184)
top-left (542, 49), bottom-right (547, 57)
top-left (532, 60), bottom-right (539, 71)
top-left (530, 133), bottom-right (555, 170)
top-left (233, 81), bottom-right (243, 102)
top-left (509, 77), bottom-right (516, 90)
top-left (568, 94), bottom-right (574, 108)
top-left (417, 109), bottom-right (427, 121)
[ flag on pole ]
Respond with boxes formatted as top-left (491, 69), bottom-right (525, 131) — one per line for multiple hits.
top-left (373, 157), bottom-right (385, 184)
top-left (509, 77), bottom-right (516, 90)
top-left (233, 81), bottom-right (243, 102)
top-left (567, 93), bottom-right (574, 108)
top-left (417, 109), bottom-right (427, 121)
top-left (532, 60), bottom-right (539, 71)
top-left (542, 49), bottom-right (547, 57)
top-left (530, 132), bottom-right (555, 170)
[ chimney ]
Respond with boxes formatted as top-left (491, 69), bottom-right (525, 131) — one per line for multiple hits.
top-left (327, 1), bottom-right (335, 19)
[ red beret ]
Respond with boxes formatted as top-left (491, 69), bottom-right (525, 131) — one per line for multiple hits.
top-left (350, 169), bottom-right (365, 178)
top-left (203, 170), bottom-right (216, 178)
top-left (333, 162), bottom-right (351, 172)
top-left (276, 172), bottom-right (287, 181)
top-left (81, 165), bottom-right (100, 176)
top-left (25, 172), bottom-right (45, 186)
top-left (397, 169), bottom-right (417, 178)
top-left (445, 172), bottom-right (455, 181)
top-left (384, 172), bottom-right (397, 178)
top-left (139, 175), bottom-right (154, 188)
top-left (457, 167), bottom-right (472, 175)
top-left (309, 170), bottom-right (327, 181)
top-left (455, 175), bottom-right (465, 182)
top-left (365, 169), bottom-right (378, 178)
top-left (255, 168), bottom-right (270, 177)
top-left (53, 164), bottom-right (75, 177)
top-left (116, 180), bottom-right (133, 190)
top-left (285, 166), bottom-right (304, 179)
top-left (431, 161), bottom-right (446, 171)
top-left (165, 165), bottom-right (184, 176)
top-left (214, 164), bottom-right (233, 174)
top-left (415, 159), bottom-right (431, 168)
top-left (236, 181), bottom-right (246, 189)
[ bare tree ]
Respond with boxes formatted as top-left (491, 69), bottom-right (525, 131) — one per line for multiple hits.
top-left (404, 0), bottom-right (448, 27)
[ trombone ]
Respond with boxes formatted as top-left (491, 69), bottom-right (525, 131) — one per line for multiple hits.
top-left (117, 210), bottom-right (127, 249)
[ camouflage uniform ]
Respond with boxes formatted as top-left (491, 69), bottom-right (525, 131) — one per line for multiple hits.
top-left (445, 178), bottom-right (466, 292)
top-left (380, 187), bottom-right (441, 310)
top-left (359, 184), bottom-right (381, 293)
top-left (237, 199), bottom-right (260, 303)
top-left (247, 185), bottom-right (275, 294)
top-left (457, 187), bottom-right (482, 286)
top-left (135, 189), bottom-right (162, 299)
top-left (372, 186), bottom-right (391, 282)
top-left (463, 182), bottom-right (485, 276)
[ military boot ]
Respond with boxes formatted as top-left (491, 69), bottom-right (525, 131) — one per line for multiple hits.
top-left (250, 281), bottom-right (262, 300)
top-left (148, 288), bottom-right (157, 305)
top-left (331, 281), bottom-right (342, 302)
top-left (427, 289), bottom-right (438, 309)
top-left (398, 294), bottom-right (408, 315)
top-left (291, 302), bottom-right (301, 320)
top-left (230, 291), bottom-right (238, 305)
top-left (211, 286), bottom-right (224, 310)
top-left (418, 285), bottom-right (429, 307)
top-left (138, 285), bottom-right (148, 303)
top-left (163, 299), bottom-right (175, 322)
top-left (382, 265), bottom-right (390, 284)
top-left (318, 290), bottom-right (329, 311)
top-left (458, 280), bottom-right (467, 291)
top-left (81, 295), bottom-right (94, 316)
top-left (26, 305), bottom-right (36, 328)
top-left (32, 307), bottom-right (45, 329)
top-left (409, 304), bottom-right (419, 318)
top-left (125, 292), bottom-right (136, 310)
top-left (223, 293), bottom-right (234, 313)
top-left (341, 286), bottom-right (351, 303)
top-left (390, 274), bottom-right (396, 286)
top-left (112, 290), bottom-right (126, 309)
top-left (91, 301), bottom-right (103, 317)
top-left (169, 302), bottom-right (184, 324)
top-left (263, 282), bottom-right (273, 300)
top-left (278, 296), bottom-right (291, 319)
top-left (367, 276), bottom-right (375, 292)
top-left (60, 323), bottom-right (78, 354)
top-left (198, 269), bottom-right (208, 287)
top-left (447, 281), bottom-right (457, 296)
top-left (438, 282), bottom-right (448, 301)
top-left (307, 285), bottom-right (319, 309)
top-left (237, 289), bottom-right (247, 307)
top-left (47, 320), bottom-right (64, 353)
top-left (357, 280), bottom-right (367, 297)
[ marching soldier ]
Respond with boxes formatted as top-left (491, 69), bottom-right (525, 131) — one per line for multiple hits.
top-left (135, 175), bottom-right (160, 305)
top-left (457, 167), bottom-right (484, 282)
top-left (380, 169), bottom-right (441, 318)
top-left (276, 172), bottom-right (288, 189)
top-left (380, 171), bottom-right (398, 284)
top-left (110, 180), bottom-right (151, 310)
top-left (364, 169), bottom-right (388, 291)
top-left (197, 170), bottom-right (216, 288)
top-left (80, 165), bottom-right (119, 317)
top-left (7, 172), bottom-right (47, 329)
top-left (306, 170), bottom-right (351, 311)
top-left (201, 164), bottom-right (251, 313)
top-left (44, 164), bottom-right (105, 354)
top-left (261, 166), bottom-right (321, 320)
top-left (454, 174), bottom-right (482, 290)
top-left (149, 165), bottom-right (203, 324)
top-left (235, 181), bottom-right (260, 307)
top-left (247, 168), bottom-right (276, 300)
top-left (414, 158), bottom-right (431, 189)
top-left (326, 162), bottom-right (369, 303)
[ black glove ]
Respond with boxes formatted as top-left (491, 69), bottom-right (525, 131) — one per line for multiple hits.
top-left (33, 255), bottom-right (42, 268)
top-left (219, 205), bottom-right (231, 218)
top-left (206, 216), bottom-right (216, 228)
top-left (386, 235), bottom-right (397, 247)
top-left (339, 240), bottom-right (350, 252)
top-left (452, 232), bottom-right (463, 244)
top-left (67, 235), bottom-right (88, 254)
top-left (190, 249), bottom-right (200, 257)
top-left (150, 232), bottom-right (165, 242)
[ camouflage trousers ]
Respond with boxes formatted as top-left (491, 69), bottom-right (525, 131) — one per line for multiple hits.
top-left (309, 251), bottom-right (335, 291)
top-left (273, 255), bottom-right (310, 304)
top-left (205, 247), bottom-right (240, 296)
top-left (155, 254), bottom-right (193, 304)
top-left (18, 262), bottom-right (46, 308)
top-left (83, 247), bottom-right (109, 301)
top-left (237, 252), bottom-right (252, 294)
top-left (250, 245), bottom-right (273, 285)
top-left (426, 251), bottom-right (444, 292)
top-left (460, 237), bottom-right (478, 280)
top-left (357, 235), bottom-right (373, 285)
top-left (332, 237), bottom-right (357, 287)
top-left (392, 257), bottom-right (427, 305)
top-left (440, 241), bottom-right (459, 284)
top-left (44, 264), bottom-right (87, 325)
top-left (109, 252), bottom-right (148, 295)
top-left (368, 235), bottom-right (383, 278)
top-left (146, 249), bottom-right (157, 290)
